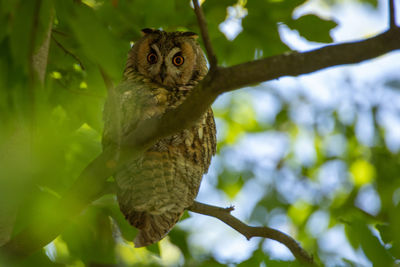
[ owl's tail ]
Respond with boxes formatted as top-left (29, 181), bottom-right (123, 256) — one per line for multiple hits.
top-left (126, 211), bottom-right (183, 248)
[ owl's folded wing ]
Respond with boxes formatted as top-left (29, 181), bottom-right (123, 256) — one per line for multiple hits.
top-left (102, 79), bottom-right (148, 151)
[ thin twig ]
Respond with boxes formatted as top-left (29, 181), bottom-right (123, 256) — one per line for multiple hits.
top-left (389, 0), bottom-right (397, 28)
top-left (51, 35), bottom-right (85, 70)
top-left (51, 28), bottom-right (68, 36)
top-left (192, 0), bottom-right (217, 69)
top-left (188, 201), bottom-right (316, 266)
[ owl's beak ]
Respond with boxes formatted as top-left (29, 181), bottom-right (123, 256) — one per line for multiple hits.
top-left (160, 65), bottom-right (167, 82)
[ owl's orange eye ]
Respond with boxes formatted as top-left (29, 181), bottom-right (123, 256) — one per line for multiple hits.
top-left (147, 52), bottom-right (158, 64)
top-left (172, 55), bottom-right (184, 66)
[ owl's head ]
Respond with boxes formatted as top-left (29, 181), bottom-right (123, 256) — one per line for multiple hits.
top-left (125, 29), bottom-right (207, 87)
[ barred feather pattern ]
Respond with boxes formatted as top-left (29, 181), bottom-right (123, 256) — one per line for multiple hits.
top-left (103, 71), bottom-right (216, 247)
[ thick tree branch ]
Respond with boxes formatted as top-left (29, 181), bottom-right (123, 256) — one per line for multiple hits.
top-left (123, 27), bottom-right (400, 150)
top-left (214, 27), bottom-right (400, 94)
top-left (188, 201), bottom-right (316, 266)
top-left (389, 0), bottom-right (397, 28)
top-left (2, 24), bottom-right (400, 259)
top-left (192, 0), bottom-right (217, 68)
top-left (29, 0), bottom-right (42, 83)
top-left (99, 67), bottom-right (114, 92)
top-left (33, 17), bottom-right (53, 84)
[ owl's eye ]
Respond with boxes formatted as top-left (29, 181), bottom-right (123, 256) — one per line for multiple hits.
top-left (172, 55), bottom-right (184, 66)
top-left (147, 52), bottom-right (158, 64)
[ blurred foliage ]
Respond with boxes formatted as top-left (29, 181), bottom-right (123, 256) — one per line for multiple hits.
top-left (0, 0), bottom-right (398, 266)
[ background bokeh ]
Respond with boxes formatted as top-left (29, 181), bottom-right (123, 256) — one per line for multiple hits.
top-left (0, 0), bottom-right (399, 266)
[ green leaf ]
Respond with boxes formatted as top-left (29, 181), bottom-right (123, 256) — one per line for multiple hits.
top-left (217, 169), bottom-right (246, 199)
top-left (345, 223), bottom-right (361, 249)
top-left (202, 0), bottom-right (305, 65)
top-left (389, 242), bottom-right (400, 259)
top-left (349, 220), bottom-right (394, 266)
top-left (169, 227), bottom-right (190, 257)
top-left (9, 0), bottom-right (35, 73)
top-left (376, 224), bottom-right (392, 244)
top-left (384, 79), bottom-right (400, 90)
top-left (97, 195), bottom-right (138, 242)
top-left (287, 14), bottom-right (338, 43)
top-left (196, 258), bottom-right (226, 267)
top-left (228, 1), bottom-right (290, 63)
top-left (146, 243), bottom-right (161, 256)
top-left (61, 206), bottom-right (116, 264)
top-left (16, 250), bottom-right (64, 267)
top-left (362, 0), bottom-right (378, 8)
top-left (0, 0), bottom-right (14, 45)
top-left (179, 210), bottom-right (191, 221)
top-left (67, 3), bottom-right (127, 81)
top-left (203, 0), bottom-right (236, 24)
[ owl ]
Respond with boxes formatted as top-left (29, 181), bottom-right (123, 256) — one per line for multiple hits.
top-left (102, 29), bottom-right (216, 247)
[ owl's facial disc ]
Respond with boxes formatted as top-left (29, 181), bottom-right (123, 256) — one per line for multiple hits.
top-left (131, 31), bottom-right (200, 88)
top-left (160, 47), bottom-right (185, 86)
top-left (145, 45), bottom-right (187, 87)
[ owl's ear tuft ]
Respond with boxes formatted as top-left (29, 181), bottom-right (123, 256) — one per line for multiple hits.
top-left (181, 31), bottom-right (198, 39)
top-left (141, 28), bottom-right (157, 35)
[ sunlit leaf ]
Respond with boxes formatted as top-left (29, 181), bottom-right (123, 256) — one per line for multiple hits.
top-left (349, 159), bottom-right (375, 187)
top-left (288, 200), bottom-right (312, 226)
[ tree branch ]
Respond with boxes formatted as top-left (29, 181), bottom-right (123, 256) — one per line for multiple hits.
top-left (213, 27), bottom-right (400, 94)
top-left (99, 67), bottom-right (114, 92)
top-left (389, 0), bottom-right (397, 28)
top-left (192, 0), bottom-right (217, 69)
top-left (188, 201), bottom-right (316, 266)
top-left (122, 27), bottom-right (400, 150)
top-left (2, 23), bottom-right (400, 259)
top-left (51, 35), bottom-right (85, 70)
top-left (33, 14), bottom-right (53, 84)
top-left (29, 0), bottom-right (42, 83)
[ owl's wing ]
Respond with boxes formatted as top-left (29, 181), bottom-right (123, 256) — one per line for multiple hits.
top-left (102, 79), bottom-right (148, 152)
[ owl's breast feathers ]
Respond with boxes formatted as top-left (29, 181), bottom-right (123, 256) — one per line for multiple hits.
top-left (103, 74), bottom-right (216, 247)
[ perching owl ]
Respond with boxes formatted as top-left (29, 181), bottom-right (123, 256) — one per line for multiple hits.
top-left (102, 29), bottom-right (216, 247)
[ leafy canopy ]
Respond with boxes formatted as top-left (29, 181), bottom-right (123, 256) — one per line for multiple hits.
top-left (0, 0), bottom-right (398, 266)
